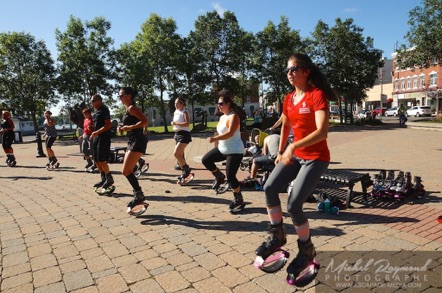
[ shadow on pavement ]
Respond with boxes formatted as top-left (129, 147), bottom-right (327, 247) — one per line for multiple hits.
top-left (138, 214), bottom-right (278, 233)
top-left (0, 176), bottom-right (52, 180)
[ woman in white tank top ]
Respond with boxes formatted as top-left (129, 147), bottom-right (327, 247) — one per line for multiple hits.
top-left (171, 96), bottom-right (192, 180)
top-left (201, 90), bottom-right (246, 213)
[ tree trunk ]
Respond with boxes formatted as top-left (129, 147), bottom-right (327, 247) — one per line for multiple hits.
top-left (159, 91), bottom-right (169, 133)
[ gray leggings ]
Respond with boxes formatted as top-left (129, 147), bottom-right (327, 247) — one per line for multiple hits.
top-left (82, 134), bottom-right (92, 157)
top-left (264, 157), bottom-right (329, 225)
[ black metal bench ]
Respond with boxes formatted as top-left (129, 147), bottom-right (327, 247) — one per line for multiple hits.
top-left (316, 169), bottom-right (371, 209)
top-left (57, 131), bottom-right (77, 140)
top-left (109, 146), bottom-right (127, 163)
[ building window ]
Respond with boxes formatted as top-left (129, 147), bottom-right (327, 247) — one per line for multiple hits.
top-left (430, 72), bottom-right (437, 86)
top-left (395, 79), bottom-right (399, 91)
top-left (406, 77), bottom-right (411, 89)
top-left (400, 79), bottom-right (405, 90)
top-left (413, 76), bottom-right (418, 88)
top-left (419, 75), bottom-right (425, 88)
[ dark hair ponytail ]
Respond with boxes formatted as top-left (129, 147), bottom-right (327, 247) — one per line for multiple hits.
top-left (290, 53), bottom-right (337, 101)
top-left (120, 86), bottom-right (138, 102)
top-left (218, 89), bottom-right (246, 129)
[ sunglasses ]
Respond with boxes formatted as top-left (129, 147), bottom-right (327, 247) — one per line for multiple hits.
top-left (217, 102), bottom-right (225, 106)
top-left (283, 66), bottom-right (301, 74)
top-left (90, 100), bottom-right (98, 103)
top-left (118, 94), bottom-right (127, 98)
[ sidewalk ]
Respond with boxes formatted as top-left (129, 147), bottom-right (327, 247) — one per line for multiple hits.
top-left (1, 126), bottom-right (441, 292)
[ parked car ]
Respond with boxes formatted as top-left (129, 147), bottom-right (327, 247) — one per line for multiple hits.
top-left (374, 107), bottom-right (387, 116)
top-left (406, 106), bottom-right (432, 117)
top-left (385, 107), bottom-right (398, 117)
top-left (356, 109), bottom-right (370, 119)
top-left (329, 109), bottom-right (339, 117)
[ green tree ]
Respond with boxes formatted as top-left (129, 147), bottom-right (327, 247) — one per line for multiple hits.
top-left (0, 32), bottom-right (57, 132)
top-left (132, 13), bottom-right (182, 133)
top-left (116, 42), bottom-right (156, 115)
top-left (255, 17), bottom-right (306, 112)
top-left (310, 18), bottom-right (382, 124)
top-left (189, 11), bottom-right (245, 99)
top-left (236, 31), bottom-right (258, 107)
top-left (175, 35), bottom-right (209, 127)
top-left (55, 16), bottom-right (116, 107)
top-left (396, 0), bottom-right (442, 68)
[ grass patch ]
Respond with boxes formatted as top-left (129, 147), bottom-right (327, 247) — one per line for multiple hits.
top-left (145, 122), bottom-right (219, 134)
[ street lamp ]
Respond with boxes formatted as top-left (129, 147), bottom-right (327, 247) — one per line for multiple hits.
top-left (170, 74), bottom-right (181, 170)
top-left (379, 58), bottom-right (385, 120)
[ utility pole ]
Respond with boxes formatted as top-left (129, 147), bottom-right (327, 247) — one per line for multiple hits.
top-left (379, 58), bottom-right (385, 120)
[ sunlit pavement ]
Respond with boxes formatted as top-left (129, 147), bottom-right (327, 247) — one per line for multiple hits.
top-left (1, 125), bottom-right (441, 292)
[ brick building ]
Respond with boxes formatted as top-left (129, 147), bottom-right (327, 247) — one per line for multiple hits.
top-left (391, 53), bottom-right (442, 114)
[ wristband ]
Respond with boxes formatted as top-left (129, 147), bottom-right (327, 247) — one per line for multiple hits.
top-left (278, 150), bottom-right (284, 155)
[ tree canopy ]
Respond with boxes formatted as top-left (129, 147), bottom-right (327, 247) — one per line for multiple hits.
top-left (0, 32), bottom-right (56, 132)
top-left (1, 8), bottom-right (410, 126)
top-left (396, 0), bottom-right (442, 68)
top-left (309, 18), bottom-right (382, 123)
top-left (55, 15), bottom-right (116, 107)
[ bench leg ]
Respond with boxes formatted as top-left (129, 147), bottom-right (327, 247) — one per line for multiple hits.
top-left (345, 182), bottom-right (355, 209)
top-left (361, 180), bottom-right (368, 202)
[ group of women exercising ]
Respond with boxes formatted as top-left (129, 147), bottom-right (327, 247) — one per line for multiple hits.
top-left (2, 53), bottom-right (335, 287)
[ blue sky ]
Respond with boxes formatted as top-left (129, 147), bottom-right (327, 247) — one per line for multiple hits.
top-left (1, 0), bottom-right (423, 59)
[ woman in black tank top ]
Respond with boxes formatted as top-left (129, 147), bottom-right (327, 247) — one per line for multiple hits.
top-left (117, 87), bottom-right (149, 215)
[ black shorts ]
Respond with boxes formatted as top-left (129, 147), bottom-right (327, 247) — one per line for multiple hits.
top-left (174, 130), bottom-right (192, 144)
top-left (2, 133), bottom-right (14, 149)
top-left (45, 136), bottom-right (56, 148)
top-left (92, 136), bottom-right (111, 162)
top-left (127, 135), bottom-right (148, 153)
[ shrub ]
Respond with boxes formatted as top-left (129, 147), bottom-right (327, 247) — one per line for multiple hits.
top-left (431, 115), bottom-right (442, 123)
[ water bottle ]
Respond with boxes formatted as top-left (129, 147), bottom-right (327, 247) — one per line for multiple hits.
top-left (245, 141), bottom-right (250, 148)
top-left (324, 198), bottom-right (330, 213)
top-left (330, 206), bottom-right (339, 215)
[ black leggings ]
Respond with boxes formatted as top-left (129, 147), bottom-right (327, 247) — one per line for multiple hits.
top-left (202, 147), bottom-right (243, 190)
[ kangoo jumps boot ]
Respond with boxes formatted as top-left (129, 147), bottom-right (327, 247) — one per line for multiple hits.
top-left (126, 189), bottom-right (149, 216)
top-left (286, 236), bottom-right (318, 286)
top-left (93, 173), bottom-right (106, 189)
top-left (127, 189), bottom-right (145, 209)
top-left (256, 221), bottom-right (287, 260)
top-left (228, 191), bottom-right (245, 212)
top-left (211, 168), bottom-right (226, 190)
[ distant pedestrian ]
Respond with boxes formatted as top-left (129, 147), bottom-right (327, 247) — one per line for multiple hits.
top-left (43, 110), bottom-right (59, 169)
top-left (1, 110), bottom-right (17, 166)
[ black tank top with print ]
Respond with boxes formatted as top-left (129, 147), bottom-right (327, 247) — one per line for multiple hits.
top-left (122, 108), bottom-right (143, 140)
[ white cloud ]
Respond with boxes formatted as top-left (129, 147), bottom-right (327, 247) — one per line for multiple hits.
top-left (212, 2), bottom-right (226, 17)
